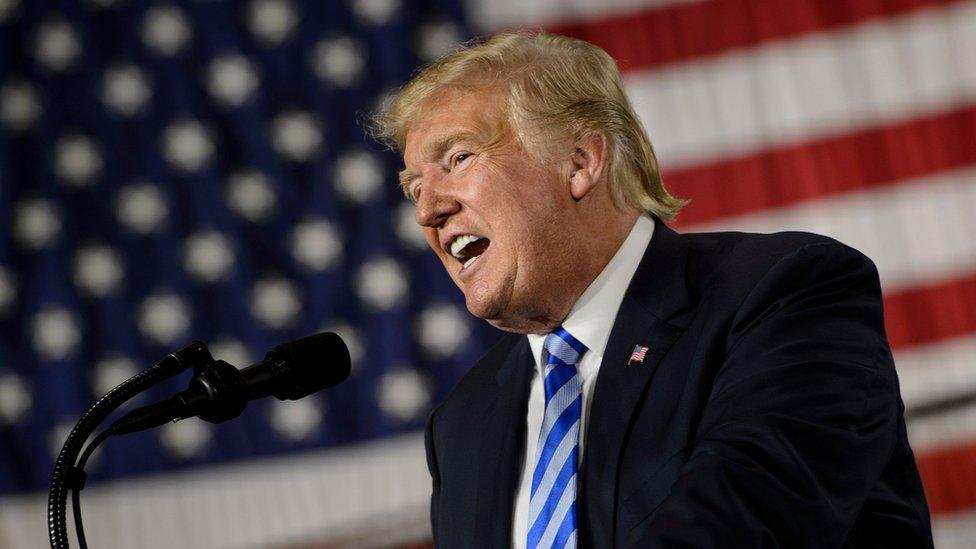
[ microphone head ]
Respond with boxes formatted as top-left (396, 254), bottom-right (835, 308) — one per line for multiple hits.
top-left (268, 332), bottom-right (351, 400)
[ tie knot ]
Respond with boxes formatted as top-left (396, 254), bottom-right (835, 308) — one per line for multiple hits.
top-left (543, 326), bottom-right (588, 367)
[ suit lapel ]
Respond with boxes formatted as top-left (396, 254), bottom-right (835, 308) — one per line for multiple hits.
top-left (473, 336), bottom-right (534, 547)
top-left (580, 220), bottom-right (693, 547)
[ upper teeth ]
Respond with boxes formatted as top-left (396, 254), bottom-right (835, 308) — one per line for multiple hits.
top-left (450, 234), bottom-right (483, 258)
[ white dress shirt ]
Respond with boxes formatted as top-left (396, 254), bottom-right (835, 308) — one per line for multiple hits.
top-left (511, 215), bottom-right (656, 548)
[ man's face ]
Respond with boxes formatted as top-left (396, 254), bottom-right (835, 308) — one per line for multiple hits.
top-left (401, 88), bottom-right (579, 333)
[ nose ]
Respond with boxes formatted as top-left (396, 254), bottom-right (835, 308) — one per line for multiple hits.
top-left (415, 174), bottom-right (460, 228)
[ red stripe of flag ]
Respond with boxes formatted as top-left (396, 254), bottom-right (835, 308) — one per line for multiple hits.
top-left (547, 0), bottom-right (965, 73)
top-left (885, 272), bottom-right (976, 351)
top-left (668, 104), bottom-right (976, 228)
top-left (918, 440), bottom-right (976, 516)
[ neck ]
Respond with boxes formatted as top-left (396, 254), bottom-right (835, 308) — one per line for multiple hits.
top-left (556, 207), bottom-right (641, 320)
top-left (495, 207), bottom-right (641, 335)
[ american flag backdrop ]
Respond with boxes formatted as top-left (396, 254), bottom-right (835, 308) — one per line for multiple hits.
top-left (0, 0), bottom-right (974, 548)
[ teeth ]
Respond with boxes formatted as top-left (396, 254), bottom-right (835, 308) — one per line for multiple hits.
top-left (463, 256), bottom-right (478, 268)
top-left (450, 234), bottom-right (483, 258)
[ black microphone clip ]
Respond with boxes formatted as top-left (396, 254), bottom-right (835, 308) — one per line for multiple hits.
top-left (190, 358), bottom-right (250, 424)
top-left (108, 356), bottom-right (248, 435)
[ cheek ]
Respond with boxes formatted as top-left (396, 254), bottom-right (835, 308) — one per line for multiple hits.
top-left (500, 196), bottom-right (563, 250)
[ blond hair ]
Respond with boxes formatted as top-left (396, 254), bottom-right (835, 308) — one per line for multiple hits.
top-left (372, 32), bottom-right (686, 221)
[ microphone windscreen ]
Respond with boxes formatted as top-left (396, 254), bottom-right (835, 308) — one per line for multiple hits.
top-left (270, 332), bottom-right (351, 399)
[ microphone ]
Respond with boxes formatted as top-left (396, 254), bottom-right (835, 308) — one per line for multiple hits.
top-left (109, 332), bottom-right (351, 435)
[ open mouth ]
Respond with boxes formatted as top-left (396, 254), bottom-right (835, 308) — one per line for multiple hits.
top-left (449, 234), bottom-right (490, 269)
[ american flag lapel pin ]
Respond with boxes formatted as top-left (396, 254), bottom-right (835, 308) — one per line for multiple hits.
top-left (628, 344), bottom-right (649, 365)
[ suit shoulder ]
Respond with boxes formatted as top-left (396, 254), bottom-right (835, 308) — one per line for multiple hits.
top-left (685, 229), bottom-right (874, 282)
top-left (679, 229), bottom-right (879, 311)
top-left (435, 332), bottom-right (525, 420)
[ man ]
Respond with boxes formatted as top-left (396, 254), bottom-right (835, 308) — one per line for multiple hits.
top-left (374, 33), bottom-right (933, 548)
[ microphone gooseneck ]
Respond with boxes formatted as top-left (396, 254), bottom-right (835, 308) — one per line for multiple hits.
top-left (48, 341), bottom-right (213, 549)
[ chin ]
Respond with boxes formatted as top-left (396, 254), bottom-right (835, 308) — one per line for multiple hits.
top-left (463, 291), bottom-right (521, 332)
top-left (484, 315), bottom-right (556, 335)
top-left (465, 297), bottom-right (555, 335)
top-left (463, 293), bottom-right (499, 322)
top-left (461, 275), bottom-right (527, 330)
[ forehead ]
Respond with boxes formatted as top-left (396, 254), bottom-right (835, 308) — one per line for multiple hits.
top-left (403, 87), bottom-right (509, 161)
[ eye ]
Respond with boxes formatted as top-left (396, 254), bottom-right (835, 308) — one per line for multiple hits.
top-left (452, 152), bottom-right (471, 167)
top-left (410, 183), bottom-right (422, 202)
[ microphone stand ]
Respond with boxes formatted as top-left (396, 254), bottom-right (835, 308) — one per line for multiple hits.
top-left (47, 342), bottom-right (214, 549)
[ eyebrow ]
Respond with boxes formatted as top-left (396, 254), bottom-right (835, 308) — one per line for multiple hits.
top-left (397, 130), bottom-right (478, 196)
top-left (397, 169), bottom-right (419, 196)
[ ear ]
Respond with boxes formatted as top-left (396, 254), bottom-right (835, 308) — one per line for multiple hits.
top-left (568, 132), bottom-right (609, 200)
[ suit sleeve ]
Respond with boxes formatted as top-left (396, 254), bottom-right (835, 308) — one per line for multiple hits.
top-left (636, 241), bottom-right (903, 548)
top-left (424, 404), bottom-right (442, 544)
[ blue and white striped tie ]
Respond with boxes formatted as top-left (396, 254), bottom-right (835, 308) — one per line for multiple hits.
top-left (527, 327), bottom-right (588, 549)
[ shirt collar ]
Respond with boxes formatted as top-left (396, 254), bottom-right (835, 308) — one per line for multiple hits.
top-left (528, 215), bottom-right (656, 369)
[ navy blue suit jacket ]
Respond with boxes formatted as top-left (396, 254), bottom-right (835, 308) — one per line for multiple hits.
top-left (425, 220), bottom-right (933, 548)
